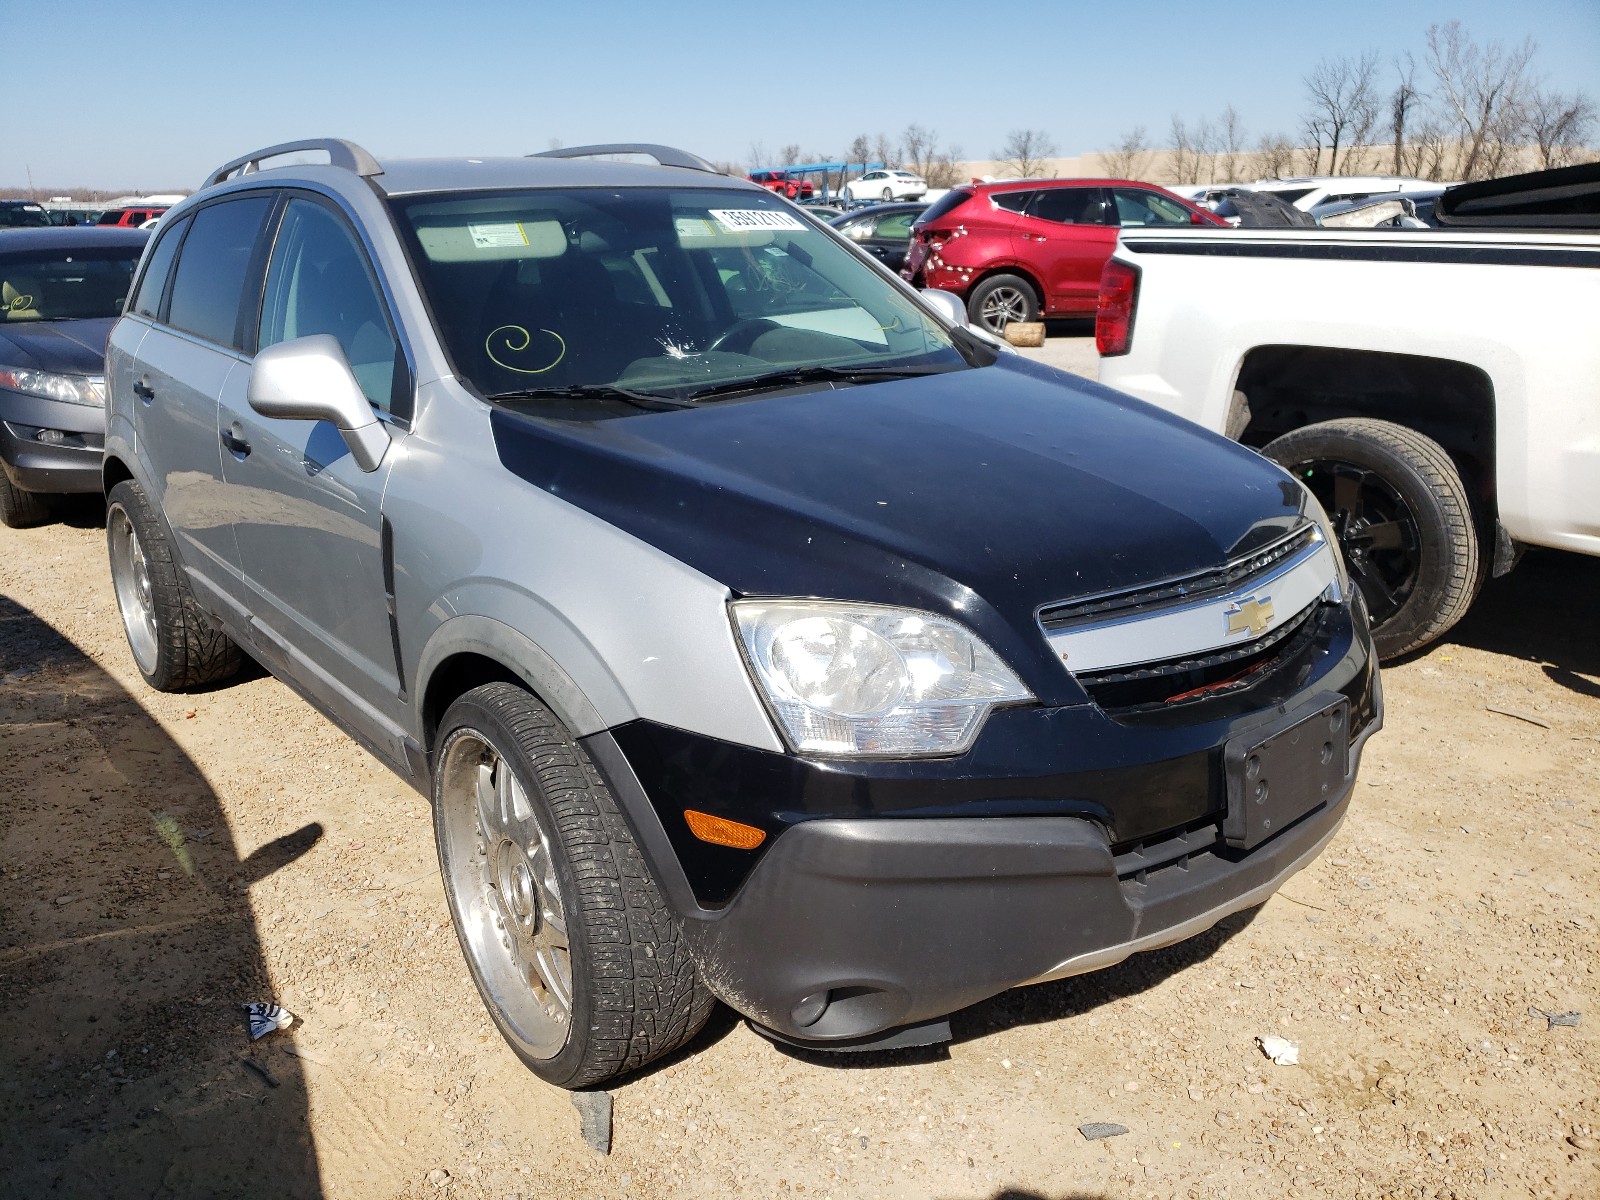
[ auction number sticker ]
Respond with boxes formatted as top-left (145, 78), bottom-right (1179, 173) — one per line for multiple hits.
top-left (709, 209), bottom-right (806, 232)
top-left (468, 222), bottom-right (531, 249)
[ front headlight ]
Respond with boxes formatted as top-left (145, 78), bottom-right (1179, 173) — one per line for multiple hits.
top-left (0, 367), bottom-right (105, 408)
top-left (732, 600), bottom-right (1033, 757)
top-left (1300, 486), bottom-right (1350, 595)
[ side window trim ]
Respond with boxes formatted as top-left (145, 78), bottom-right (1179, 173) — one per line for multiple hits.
top-left (239, 191), bottom-right (292, 358)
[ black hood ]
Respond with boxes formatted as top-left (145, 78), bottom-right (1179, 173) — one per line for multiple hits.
top-left (0, 317), bottom-right (115, 374)
top-left (490, 357), bottom-right (1311, 702)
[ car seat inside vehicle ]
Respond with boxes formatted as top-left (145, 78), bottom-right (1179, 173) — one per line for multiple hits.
top-left (1, 275), bottom-right (42, 319)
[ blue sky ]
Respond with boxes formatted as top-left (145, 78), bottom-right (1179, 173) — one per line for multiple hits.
top-left (4, 0), bottom-right (1596, 189)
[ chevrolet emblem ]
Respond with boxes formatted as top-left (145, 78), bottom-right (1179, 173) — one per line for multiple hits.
top-left (1225, 596), bottom-right (1275, 638)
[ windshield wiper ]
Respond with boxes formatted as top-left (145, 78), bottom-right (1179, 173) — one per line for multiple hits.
top-left (485, 384), bottom-right (697, 412)
top-left (684, 363), bottom-right (958, 401)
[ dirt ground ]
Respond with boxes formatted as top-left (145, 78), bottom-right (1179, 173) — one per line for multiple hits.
top-left (2, 339), bottom-right (1596, 1199)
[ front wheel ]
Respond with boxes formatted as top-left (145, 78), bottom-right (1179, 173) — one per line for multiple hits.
top-left (433, 683), bottom-right (713, 1088)
top-left (1263, 418), bottom-right (1479, 660)
top-left (881, 187), bottom-right (893, 200)
top-left (967, 273), bottom-right (1040, 333)
top-left (0, 473), bottom-right (50, 528)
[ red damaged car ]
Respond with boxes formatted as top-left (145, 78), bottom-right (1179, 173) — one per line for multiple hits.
top-left (904, 179), bottom-right (1223, 333)
top-left (747, 169), bottom-right (814, 201)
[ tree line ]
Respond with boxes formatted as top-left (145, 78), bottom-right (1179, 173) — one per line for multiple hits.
top-left (734, 22), bottom-right (1593, 188)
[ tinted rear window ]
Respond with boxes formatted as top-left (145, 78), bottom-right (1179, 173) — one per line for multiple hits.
top-left (914, 188), bottom-right (973, 226)
top-left (131, 215), bottom-right (190, 319)
top-left (165, 196), bottom-right (272, 349)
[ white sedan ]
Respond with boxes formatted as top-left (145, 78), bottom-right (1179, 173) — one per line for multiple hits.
top-left (842, 169), bottom-right (928, 202)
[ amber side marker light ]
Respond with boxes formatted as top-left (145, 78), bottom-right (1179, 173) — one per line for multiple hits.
top-left (684, 810), bottom-right (767, 850)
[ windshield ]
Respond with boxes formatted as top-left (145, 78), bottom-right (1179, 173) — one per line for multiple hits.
top-left (0, 245), bottom-right (142, 322)
top-left (390, 187), bottom-right (971, 403)
top-left (0, 204), bottom-right (51, 228)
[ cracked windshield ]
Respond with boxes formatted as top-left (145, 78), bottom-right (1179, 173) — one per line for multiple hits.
top-left (391, 188), bottom-right (975, 406)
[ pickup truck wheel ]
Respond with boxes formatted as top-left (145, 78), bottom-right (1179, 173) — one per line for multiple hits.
top-left (1263, 419), bottom-right (1479, 660)
top-left (105, 479), bottom-right (243, 690)
top-left (968, 274), bottom-right (1039, 333)
top-left (434, 682), bottom-right (714, 1088)
top-left (0, 473), bottom-right (50, 528)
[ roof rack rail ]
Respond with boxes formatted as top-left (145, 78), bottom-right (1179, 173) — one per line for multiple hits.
top-left (528, 143), bottom-right (718, 174)
top-left (202, 138), bottom-right (383, 189)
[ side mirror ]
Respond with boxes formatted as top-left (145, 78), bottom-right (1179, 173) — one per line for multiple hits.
top-left (247, 334), bottom-right (390, 472)
top-left (919, 288), bottom-right (969, 329)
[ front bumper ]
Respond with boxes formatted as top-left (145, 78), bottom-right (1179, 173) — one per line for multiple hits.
top-left (585, 599), bottom-right (1381, 1045)
top-left (0, 390), bottom-right (105, 495)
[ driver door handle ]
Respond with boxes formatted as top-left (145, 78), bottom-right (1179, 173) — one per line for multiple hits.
top-left (132, 378), bottom-right (155, 401)
top-left (221, 423), bottom-right (251, 459)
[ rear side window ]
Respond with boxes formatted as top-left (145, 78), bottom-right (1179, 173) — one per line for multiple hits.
top-left (166, 196), bottom-right (272, 350)
top-left (1028, 187), bottom-right (1113, 225)
top-left (991, 191), bottom-right (1034, 214)
top-left (259, 198), bottom-right (400, 412)
top-left (130, 215), bottom-right (189, 319)
top-left (873, 211), bottom-right (920, 240)
top-left (916, 188), bottom-right (973, 226)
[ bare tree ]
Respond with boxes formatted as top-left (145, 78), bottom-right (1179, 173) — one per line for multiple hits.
top-left (1217, 106), bottom-right (1247, 182)
top-left (901, 124), bottom-right (937, 177)
top-left (1297, 114), bottom-right (1324, 175)
top-left (926, 145), bottom-right (967, 189)
top-left (1523, 88), bottom-right (1597, 170)
top-left (1390, 54), bottom-right (1423, 176)
top-left (846, 134), bottom-right (872, 167)
top-left (1167, 116), bottom-right (1199, 184)
top-left (778, 143), bottom-right (802, 167)
top-left (1424, 20), bottom-right (1536, 180)
top-left (1302, 51), bottom-right (1382, 175)
top-left (1101, 127), bottom-right (1150, 179)
top-left (747, 141), bottom-right (769, 171)
top-left (872, 132), bottom-right (898, 168)
top-left (1255, 132), bottom-right (1296, 179)
top-left (995, 129), bottom-right (1058, 178)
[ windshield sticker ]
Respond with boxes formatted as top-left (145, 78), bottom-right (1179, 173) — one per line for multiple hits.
top-left (709, 209), bottom-right (806, 232)
top-left (467, 222), bottom-right (532, 250)
top-left (673, 217), bottom-right (718, 240)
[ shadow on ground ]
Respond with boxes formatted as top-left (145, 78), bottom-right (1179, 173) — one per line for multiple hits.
top-left (0, 594), bottom-right (321, 1198)
top-left (1443, 548), bottom-right (1599, 693)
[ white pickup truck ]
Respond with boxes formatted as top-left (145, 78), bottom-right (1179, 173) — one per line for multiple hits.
top-left (1097, 224), bottom-right (1600, 659)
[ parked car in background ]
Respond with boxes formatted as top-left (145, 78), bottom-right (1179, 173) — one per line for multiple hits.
top-left (96, 206), bottom-right (170, 228)
top-left (843, 169), bottom-right (927, 202)
top-left (102, 137), bottom-right (1378, 1090)
top-left (829, 201), bottom-right (928, 272)
top-left (904, 179), bottom-right (1223, 332)
top-left (1243, 176), bottom-right (1442, 212)
top-left (0, 227), bottom-right (148, 525)
top-left (746, 169), bottom-right (814, 201)
top-left (0, 200), bottom-right (52, 228)
top-left (1311, 187), bottom-right (1448, 227)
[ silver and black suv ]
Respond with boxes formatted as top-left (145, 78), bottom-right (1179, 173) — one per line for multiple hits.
top-left (104, 139), bottom-right (1381, 1088)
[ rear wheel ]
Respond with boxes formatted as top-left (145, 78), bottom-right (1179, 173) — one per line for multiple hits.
top-left (967, 274), bottom-right (1039, 333)
top-left (434, 682), bottom-right (714, 1088)
top-left (105, 479), bottom-right (242, 690)
top-left (1263, 418), bottom-right (1479, 660)
top-left (0, 473), bottom-right (49, 528)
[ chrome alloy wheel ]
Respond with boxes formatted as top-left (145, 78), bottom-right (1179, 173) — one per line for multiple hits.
top-left (979, 285), bottom-right (1030, 330)
top-left (438, 730), bottom-right (573, 1056)
top-left (108, 503), bottom-right (159, 675)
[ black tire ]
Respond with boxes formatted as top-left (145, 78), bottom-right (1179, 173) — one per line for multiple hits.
top-left (967, 273), bottom-right (1040, 333)
top-left (105, 479), bottom-right (242, 690)
top-left (1262, 418), bottom-right (1479, 660)
top-left (0, 472), bottom-right (50, 528)
top-left (433, 682), bottom-right (713, 1088)
top-left (881, 187), bottom-right (893, 201)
